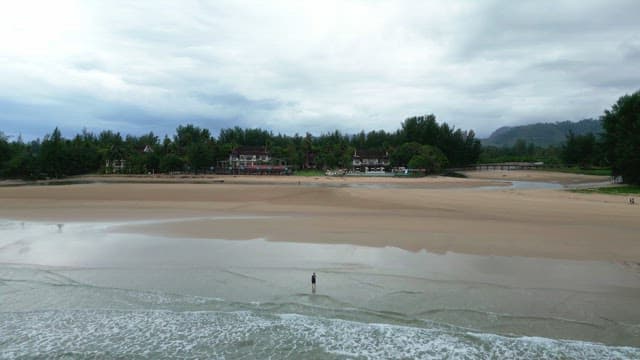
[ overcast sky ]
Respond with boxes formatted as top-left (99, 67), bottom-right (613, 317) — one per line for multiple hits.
top-left (1, 0), bottom-right (638, 141)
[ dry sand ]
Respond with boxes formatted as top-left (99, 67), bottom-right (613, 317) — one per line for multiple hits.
top-left (0, 171), bottom-right (637, 262)
top-left (462, 169), bottom-right (610, 185)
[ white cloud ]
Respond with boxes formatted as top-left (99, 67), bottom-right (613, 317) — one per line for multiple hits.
top-left (0, 0), bottom-right (638, 140)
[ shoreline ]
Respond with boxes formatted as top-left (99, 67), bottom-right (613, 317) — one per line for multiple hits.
top-left (3, 220), bottom-right (639, 349)
top-left (0, 173), bottom-right (507, 188)
top-left (0, 168), bottom-right (612, 187)
top-left (1, 171), bottom-right (637, 263)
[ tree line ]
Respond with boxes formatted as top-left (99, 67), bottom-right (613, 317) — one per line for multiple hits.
top-left (479, 90), bottom-right (639, 184)
top-left (0, 115), bottom-right (481, 179)
top-left (1, 90), bottom-right (638, 184)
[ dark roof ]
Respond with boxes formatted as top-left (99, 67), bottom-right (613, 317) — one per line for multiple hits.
top-left (231, 146), bottom-right (269, 156)
top-left (353, 149), bottom-right (389, 159)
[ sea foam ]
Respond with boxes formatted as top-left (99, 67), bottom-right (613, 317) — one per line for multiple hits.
top-left (1, 309), bottom-right (638, 359)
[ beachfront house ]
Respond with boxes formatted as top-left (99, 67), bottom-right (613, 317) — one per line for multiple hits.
top-left (352, 149), bottom-right (391, 173)
top-left (304, 151), bottom-right (317, 169)
top-left (229, 146), bottom-right (271, 167)
top-left (218, 146), bottom-right (289, 175)
top-left (105, 159), bottom-right (126, 174)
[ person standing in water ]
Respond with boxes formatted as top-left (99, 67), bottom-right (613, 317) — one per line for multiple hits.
top-left (311, 272), bottom-right (317, 292)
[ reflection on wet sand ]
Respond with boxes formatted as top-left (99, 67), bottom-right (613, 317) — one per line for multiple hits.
top-left (1, 219), bottom-right (639, 349)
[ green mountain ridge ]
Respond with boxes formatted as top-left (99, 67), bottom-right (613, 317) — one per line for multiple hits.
top-left (482, 119), bottom-right (602, 147)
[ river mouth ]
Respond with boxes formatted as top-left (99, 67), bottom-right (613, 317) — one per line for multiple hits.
top-left (0, 176), bottom-right (571, 190)
top-left (1, 219), bottom-right (639, 358)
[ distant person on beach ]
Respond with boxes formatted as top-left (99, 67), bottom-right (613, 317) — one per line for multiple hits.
top-left (311, 272), bottom-right (317, 292)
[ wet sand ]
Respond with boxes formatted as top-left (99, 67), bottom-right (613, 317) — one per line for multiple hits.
top-left (2, 221), bottom-right (640, 341)
top-left (0, 171), bottom-right (637, 262)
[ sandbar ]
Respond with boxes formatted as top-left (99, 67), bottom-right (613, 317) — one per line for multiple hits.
top-left (0, 171), bottom-right (637, 263)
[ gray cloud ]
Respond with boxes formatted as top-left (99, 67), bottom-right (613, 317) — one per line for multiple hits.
top-left (0, 0), bottom-right (638, 140)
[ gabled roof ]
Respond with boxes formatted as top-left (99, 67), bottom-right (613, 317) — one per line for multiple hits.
top-left (231, 146), bottom-right (269, 156)
top-left (353, 149), bottom-right (389, 159)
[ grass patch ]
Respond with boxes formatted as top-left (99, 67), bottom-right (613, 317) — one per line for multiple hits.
top-left (572, 185), bottom-right (640, 195)
top-left (292, 169), bottom-right (325, 177)
top-left (542, 167), bottom-right (611, 176)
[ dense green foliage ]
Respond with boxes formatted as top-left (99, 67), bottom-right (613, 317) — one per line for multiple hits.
top-left (561, 132), bottom-right (607, 168)
top-left (391, 142), bottom-right (448, 173)
top-left (401, 115), bottom-right (481, 167)
top-left (2, 89), bottom-right (636, 181)
top-left (479, 131), bottom-right (606, 169)
top-left (483, 119), bottom-right (602, 147)
top-left (479, 139), bottom-right (562, 165)
top-left (547, 167), bottom-right (611, 176)
top-left (479, 91), bottom-right (638, 185)
top-left (0, 115), bottom-right (482, 179)
top-left (602, 90), bottom-right (640, 185)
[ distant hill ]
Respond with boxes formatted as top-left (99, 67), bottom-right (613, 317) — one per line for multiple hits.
top-left (482, 119), bottom-right (602, 147)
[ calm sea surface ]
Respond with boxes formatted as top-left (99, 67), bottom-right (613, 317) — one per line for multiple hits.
top-left (1, 219), bottom-right (639, 359)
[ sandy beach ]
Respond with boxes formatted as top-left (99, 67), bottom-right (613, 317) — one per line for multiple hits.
top-left (0, 171), bottom-right (637, 262)
top-left (2, 170), bottom-right (640, 354)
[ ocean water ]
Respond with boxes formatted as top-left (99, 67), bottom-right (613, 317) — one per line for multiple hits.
top-left (1, 219), bottom-right (639, 359)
